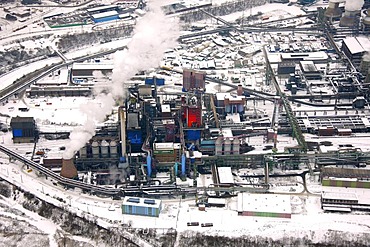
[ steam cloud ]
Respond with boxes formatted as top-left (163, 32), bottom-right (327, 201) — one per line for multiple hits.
top-left (344, 0), bottom-right (364, 12)
top-left (63, 0), bottom-right (179, 159)
top-left (363, 52), bottom-right (370, 62)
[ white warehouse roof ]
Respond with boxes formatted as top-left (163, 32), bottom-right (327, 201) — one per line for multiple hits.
top-left (72, 63), bottom-right (114, 71)
top-left (92, 10), bottom-right (119, 19)
top-left (237, 193), bottom-right (291, 215)
top-left (217, 167), bottom-right (234, 184)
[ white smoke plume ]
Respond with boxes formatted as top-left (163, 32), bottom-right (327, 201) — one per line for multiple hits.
top-left (111, 1), bottom-right (179, 98)
top-left (63, 0), bottom-right (179, 159)
top-left (363, 52), bottom-right (370, 62)
top-left (344, 0), bottom-right (364, 12)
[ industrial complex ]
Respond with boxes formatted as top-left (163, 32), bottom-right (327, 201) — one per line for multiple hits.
top-left (0, 0), bottom-right (370, 246)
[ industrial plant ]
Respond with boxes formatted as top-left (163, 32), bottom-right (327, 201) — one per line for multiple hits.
top-left (0, 0), bottom-right (370, 246)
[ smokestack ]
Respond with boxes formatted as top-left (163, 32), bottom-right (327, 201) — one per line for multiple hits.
top-left (324, 0), bottom-right (343, 20)
top-left (340, 0), bottom-right (364, 27)
top-left (60, 158), bottom-right (78, 179)
top-left (237, 84), bottom-right (243, 96)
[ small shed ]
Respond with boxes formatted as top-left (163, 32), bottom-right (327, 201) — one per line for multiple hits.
top-left (208, 197), bottom-right (226, 207)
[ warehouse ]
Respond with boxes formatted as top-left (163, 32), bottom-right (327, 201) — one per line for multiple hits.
top-left (87, 5), bottom-right (119, 15)
top-left (237, 193), bottom-right (291, 218)
top-left (321, 191), bottom-right (358, 205)
top-left (71, 63), bottom-right (114, 82)
top-left (122, 197), bottom-right (162, 217)
top-left (299, 61), bottom-right (321, 80)
top-left (342, 37), bottom-right (370, 68)
top-left (10, 117), bottom-right (37, 143)
top-left (91, 10), bottom-right (119, 23)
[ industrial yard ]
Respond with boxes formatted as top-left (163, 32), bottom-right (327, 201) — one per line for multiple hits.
top-left (0, 0), bottom-right (370, 246)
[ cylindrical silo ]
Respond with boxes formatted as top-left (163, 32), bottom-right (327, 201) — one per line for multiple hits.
top-left (237, 104), bottom-right (244, 113)
top-left (215, 137), bottom-right (223, 155)
top-left (324, 0), bottom-right (343, 20)
top-left (79, 144), bottom-right (88, 158)
top-left (225, 104), bottom-right (231, 113)
top-left (100, 140), bottom-right (109, 158)
top-left (91, 141), bottom-right (99, 158)
top-left (223, 138), bottom-right (231, 155)
top-left (232, 138), bottom-right (240, 155)
top-left (109, 140), bottom-right (118, 158)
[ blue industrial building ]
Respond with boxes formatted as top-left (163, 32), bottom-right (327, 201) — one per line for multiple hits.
top-left (122, 197), bottom-right (162, 217)
top-left (10, 117), bottom-right (37, 143)
top-left (145, 77), bottom-right (165, 86)
top-left (91, 10), bottom-right (119, 23)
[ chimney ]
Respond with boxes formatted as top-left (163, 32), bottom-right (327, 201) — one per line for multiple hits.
top-left (60, 158), bottom-right (78, 179)
top-left (340, 0), bottom-right (364, 27)
top-left (324, 0), bottom-right (343, 20)
top-left (339, 9), bottom-right (360, 27)
top-left (237, 84), bottom-right (243, 96)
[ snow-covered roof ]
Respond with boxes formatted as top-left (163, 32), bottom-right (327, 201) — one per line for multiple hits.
top-left (208, 197), bottom-right (226, 205)
top-left (217, 167), bottom-right (234, 184)
top-left (321, 192), bottom-right (358, 201)
top-left (122, 197), bottom-right (161, 208)
top-left (216, 92), bottom-right (231, 101)
top-left (281, 51), bottom-right (328, 61)
top-left (154, 142), bottom-right (174, 150)
top-left (237, 193), bottom-right (291, 214)
top-left (161, 104), bottom-right (171, 113)
top-left (72, 63), bottom-right (114, 71)
top-left (300, 61), bottom-right (318, 72)
top-left (92, 10), bottom-right (119, 19)
top-left (221, 128), bottom-right (233, 138)
top-left (87, 5), bottom-right (118, 13)
top-left (343, 37), bottom-right (363, 54)
top-left (226, 113), bottom-right (241, 123)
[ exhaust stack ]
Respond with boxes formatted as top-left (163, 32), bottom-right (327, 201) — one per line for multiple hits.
top-left (60, 158), bottom-right (78, 179)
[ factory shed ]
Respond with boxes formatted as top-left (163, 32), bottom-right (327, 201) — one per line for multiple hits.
top-left (237, 193), bottom-right (291, 218)
top-left (299, 61), bottom-right (321, 79)
top-left (72, 63), bottom-right (113, 77)
top-left (122, 197), bottom-right (162, 217)
top-left (321, 192), bottom-right (358, 206)
top-left (342, 37), bottom-right (370, 67)
top-left (208, 197), bottom-right (226, 207)
top-left (10, 117), bottom-right (37, 143)
top-left (91, 10), bottom-right (119, 23)
top-left (277, 61), bottom-right (296, 75)
top-left (87, 5), bottom-right (118, 14)
top-left (280, 52), bottom-right (328, 63)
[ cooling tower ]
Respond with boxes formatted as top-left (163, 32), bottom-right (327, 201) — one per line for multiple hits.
top-left (340, 9), bottom-right (359, 27)
top-left (324, 0), bottom-right (343, 19)
top-left (360, 53), bottom-right (370, 74)
top-left (60, 158), bottom-right (78, 179)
